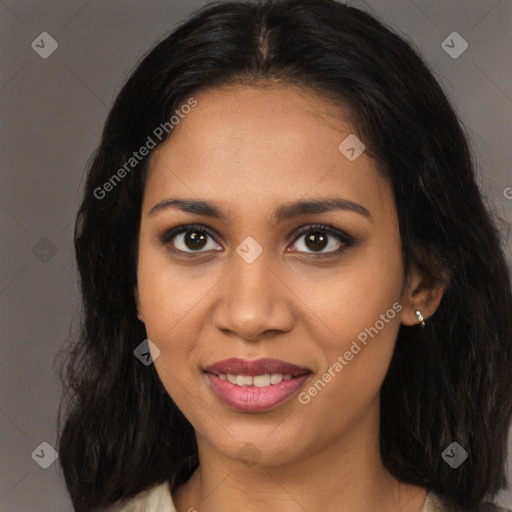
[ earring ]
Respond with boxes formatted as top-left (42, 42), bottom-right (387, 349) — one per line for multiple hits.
top-left (137, 311), bottom-right (143, 320)
top-left (415, 310), bottom-right (425, 327)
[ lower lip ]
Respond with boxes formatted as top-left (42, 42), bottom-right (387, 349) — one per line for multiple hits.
top-left (205, 373), bottom-right (310, 412)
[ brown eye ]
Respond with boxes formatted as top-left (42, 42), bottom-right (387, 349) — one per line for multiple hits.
top-left (159, 225), bottom-right (222, 253)
top-left (181, 230), bottom-right (208, 251)
top-left (304, 231), bottom-right (329, 252)
top-left (290, 224), bottom-right (354, 255)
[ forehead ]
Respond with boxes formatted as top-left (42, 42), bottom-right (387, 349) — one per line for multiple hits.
top-left (143, 84), bottom-right (392, 221)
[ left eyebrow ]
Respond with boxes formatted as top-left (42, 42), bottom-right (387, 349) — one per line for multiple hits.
top-left (148, 196), bottom-right (372, 224)
top-left (271, 197), bottom-right (372, 224)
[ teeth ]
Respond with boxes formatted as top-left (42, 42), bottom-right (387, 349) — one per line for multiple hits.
top-left (236, 375), bottom-right (253, 386)
top-left (218, 373), bottom-right (296, 387)
top-left (270, 373), bottom-right (283, 384)
top-left (253, 374), bottom-right (271, 387)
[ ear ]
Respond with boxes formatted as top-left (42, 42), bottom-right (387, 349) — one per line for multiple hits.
top-left (400, 266), bottom-right (446, 326)
top-left (134, 286), bottom-right (144, 323)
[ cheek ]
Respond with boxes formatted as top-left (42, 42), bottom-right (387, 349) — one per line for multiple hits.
top-left (295, 235), bottom-right (404, 397)
top-left (292, 236), bottom-right (404, 343)
top-left (296, 305), bottom-right (402, 434)
top-left (136, 239), bottom-right (215, 343)
top-left (135, 236), bottom-right (234, 399)
top-left (147, 316), bottom-right (205, 421)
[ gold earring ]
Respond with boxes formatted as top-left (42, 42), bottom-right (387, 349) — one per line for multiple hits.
top-left (415, 310), bottom-right (425, 327)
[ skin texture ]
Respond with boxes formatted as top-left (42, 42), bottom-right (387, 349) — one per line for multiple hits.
top-left (133, 83), bottom-right (444, 512)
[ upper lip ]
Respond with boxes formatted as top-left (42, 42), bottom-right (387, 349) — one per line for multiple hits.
top-left (204, 358), bottom-right (312, 377)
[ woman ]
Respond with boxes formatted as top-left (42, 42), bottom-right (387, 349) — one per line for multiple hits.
top-left (57, 0), bottom-right (512, 511)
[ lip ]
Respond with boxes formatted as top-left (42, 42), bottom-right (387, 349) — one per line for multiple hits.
top-left (204, 358), bottom-right (312, 412)
top-left (205, 373), bottom-right (311, 412)
top-left (204, 357), bottom-right (311, 377)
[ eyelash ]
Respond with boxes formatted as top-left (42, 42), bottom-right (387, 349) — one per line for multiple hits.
top-left (158, 223), bottom-right (355, 258)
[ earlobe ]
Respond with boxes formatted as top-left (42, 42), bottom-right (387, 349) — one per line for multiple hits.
top-left (415, 310), bottom-right (425, 327)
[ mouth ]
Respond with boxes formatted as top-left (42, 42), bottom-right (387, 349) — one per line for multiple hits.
top-left (204, 357), bottom-right (311, 378)
top-left (203, 358), bottom-right (312, 412)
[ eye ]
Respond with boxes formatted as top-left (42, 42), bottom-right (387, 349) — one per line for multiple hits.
top-left (158, 223), bottom-right (354, 257)
top-left (158, 224), bottom-right (222, 254)
top-left (289, 224), bottom-right (354, 256)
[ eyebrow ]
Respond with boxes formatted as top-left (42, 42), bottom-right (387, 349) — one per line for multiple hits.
top-left (148, 196), bottom-right (372, 224)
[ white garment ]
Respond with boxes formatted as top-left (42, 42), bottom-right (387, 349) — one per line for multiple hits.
top-left (107, 482), bottom-right (174, 511)
top-left (107, 481), bottom-right (502, 512)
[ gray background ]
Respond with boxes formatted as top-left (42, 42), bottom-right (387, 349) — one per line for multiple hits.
top-left (1, 1), bottom-right (511, 510)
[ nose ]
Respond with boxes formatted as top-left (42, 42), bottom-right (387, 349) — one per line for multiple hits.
top-left (211, 245), bottom-right (295, 342)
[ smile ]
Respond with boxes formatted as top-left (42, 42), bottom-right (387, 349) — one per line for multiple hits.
top-left (218, 373), bottom-right (293, 387)
top-left (204, 358), bottom-right (312, 412)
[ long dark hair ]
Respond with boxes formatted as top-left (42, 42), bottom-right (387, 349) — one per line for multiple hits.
top-left (57, 0), bottom-right (512, 510)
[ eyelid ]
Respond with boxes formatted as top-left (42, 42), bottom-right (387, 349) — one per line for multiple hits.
top-left (158, 223), bottom-right (355, 254)
top-left (289, 223), bottom-right (355, 247)
top-left (158, 223), bottom-right (220, 246)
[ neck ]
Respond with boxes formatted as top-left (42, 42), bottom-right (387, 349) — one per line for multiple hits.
top-left (173, 399), bottom-right (427, 512)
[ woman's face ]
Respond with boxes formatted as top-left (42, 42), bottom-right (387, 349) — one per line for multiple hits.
top-left (134, 83), bottom-right (417, 466)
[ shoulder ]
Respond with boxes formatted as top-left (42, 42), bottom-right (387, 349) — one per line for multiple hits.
top-left (104, 481), bottom-right (177, 512)
top-left (423, 491), bottom-right (511, 512)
